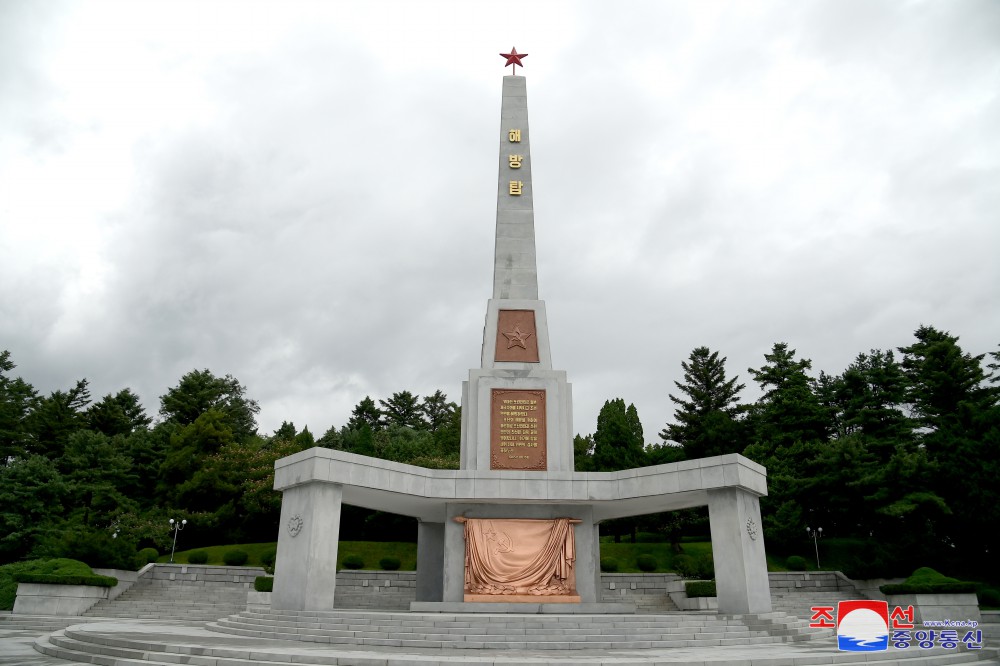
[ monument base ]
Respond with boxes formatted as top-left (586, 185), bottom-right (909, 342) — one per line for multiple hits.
top-left (464, 593), bottom-right (581, 603)
top-left (411, 601), bottom-right (636, 614)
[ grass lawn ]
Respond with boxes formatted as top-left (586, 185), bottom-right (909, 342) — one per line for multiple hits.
top-left (159, 538), bottom-right (854, 576)
top-left (161, 542), bottom-right (418, 571)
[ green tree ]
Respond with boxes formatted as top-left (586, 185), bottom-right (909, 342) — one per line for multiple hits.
top-left (346, 396), bottom-right (381, 431)
top-left (0, 350), bottom-right (38, 463)
top-left (58, 430), bottom-right (137, 529)
top-left (86, 388), bottom-right (151, 437)
top-left (573, 434), bottom-right (594, 471)
top-left (27, 379), bottom-right (91, 459)
top-left (743, 344), bottom-right (830, 550)
top-left (159, 369), bottom-right (259, 441)
top-left (592, 398), bottom-right (646, 471)
top-left (660, 346), bottom-right (746, 459)
top-left (379, 391), bottom-right (424, 429)
top-left (421, 390), bottom-right (456, 433)
top-left (745, 343), bottom-right (829, 456)
top-left (0, 455), bottom-right (68, 561)
top-left (158, 409), bottom-right (237, 511)
top-left (898, 325), bottom-right (999, 573)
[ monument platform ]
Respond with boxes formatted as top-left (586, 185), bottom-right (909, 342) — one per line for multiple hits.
top-left (28, 617), bottom-right (999, 666)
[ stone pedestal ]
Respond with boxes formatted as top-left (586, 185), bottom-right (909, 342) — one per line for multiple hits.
top-left (707, 487), bottom-right (772, 614)
top-left (272, 482), bottom-right (343, 611)
top-left (415, 521), bottom-right (444, 602)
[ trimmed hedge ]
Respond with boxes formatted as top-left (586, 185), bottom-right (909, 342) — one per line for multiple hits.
top-left (223, 549), bottom-right (249, 566)
top-left (379, 557), bottom-right (401, 571)
top-left (636, 554), bottom-right (657, 572)
top-left (341, 555), bottom-right (365, 569)
top-left (13, 573), bottom-right (118, 587)
top-left (786, 555), bottom-right (807, 571)
top-left (685, 580), bottom-right (716, 598)
top-left (254, 576), bottom-right (274, 592)
top-left (137, 548), bottom-right (159, 565)
top-left (600, 557), bottom-right (619, 572)
top-left (880, 567), bottom-right (977, 595)
top-left (882, 582), bottom-right (978, 594)
top-left (187, 550), bottom-right (209, 564)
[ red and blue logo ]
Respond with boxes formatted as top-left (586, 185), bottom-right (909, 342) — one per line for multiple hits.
top-left (837, 600), bottom-right (889, 651)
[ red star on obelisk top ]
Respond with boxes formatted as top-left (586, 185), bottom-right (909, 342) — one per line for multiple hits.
top-left (500, 47), bottom-right (528, 74)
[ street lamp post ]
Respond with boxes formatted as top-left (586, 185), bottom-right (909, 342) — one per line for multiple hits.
top-left (168, 519), bottom-right (187, 563)
top-left (806, 526), bottom-right (823, 569)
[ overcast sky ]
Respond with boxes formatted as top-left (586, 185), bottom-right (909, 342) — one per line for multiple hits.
top-left (2, 0), bottom-right (998, 443)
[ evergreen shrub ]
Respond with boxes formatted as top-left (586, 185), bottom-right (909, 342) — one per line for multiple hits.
top-left (600, 557), bottom-right (618, 572)
top-left (35, 530), bottom-right (137, 570)
top-left (260, 548), bottom-right (277, 568)
top-left (880, 567), bottom-right (977, 595)
top-left (685, 580), bottom-right (716, 597)
top-left (379, 557), bottom-right (401, 571)
top-left (187, 550), bottom-right (209, 564)
top-left (223, 549), bottom-right (249, 566)
top-left (13, 573), bottom-right (117, 587)
top-left (673, 554), bottom-right (696, 577)
top-left (978, 587), bottom-right (1000, 608)
top-left (254, 576), bottom-right (274, 592)
top-left (786, 555), bottom-right (807, 571)
top-left (342, 555), bottom-right (365, 569)
top-left (136, 548), bottom-right (159, 566)
top-left (636, 554), bottom-right (657, 572)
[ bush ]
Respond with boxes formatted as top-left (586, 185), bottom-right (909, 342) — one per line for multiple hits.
top-left (13, 573), bottom-right (118, 587)
top-left (977, 587), bottom-right (1000, 608)
top-left (223, 549), bottom-right (249, 566)
top-left (636, 554), bottom-right (657, 572)
top-left (696, 553), bottom-right (715, 579)
top-left (379, 557), bottom-right (401, 571)
top-left (880, 567), bottom-right (977, 595)
top-left (260, 548), bottom-right (277, 568)
top-left (600, 558), bottom-right (619, 572)
top-left (1, 559), bottom-right (102, 610)
top-left (33, 530), bottom-right (138, 570)
top-left (254, 576), bottom-right (274, 592)
top-left (786, 555), bottom-right (808, 571)
top-left (342, 555), bottom-right (364, 569)
top-left (187, 550), bottom-right (209, 564)
top-left (673, 554), bottom-right (697, 578)
top-left (136, 548), bottom-right (159, 566)
top-left (685, 580), bottom-right (716, 598)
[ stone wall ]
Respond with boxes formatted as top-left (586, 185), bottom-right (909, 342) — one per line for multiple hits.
top-left (333, 570), bottom-right (417, 610)
top-left (144, 564), bottom-right (266, 587)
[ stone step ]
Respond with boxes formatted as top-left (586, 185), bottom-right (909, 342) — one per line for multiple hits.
top-left (33, 624), bottom-right (1000, 666)
top-left (205, 609), bottom-right (818, 650)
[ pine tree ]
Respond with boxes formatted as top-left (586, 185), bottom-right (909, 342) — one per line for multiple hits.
top-left (660, 346), bottom-right (745, 459)
top-left (592, 398), bottom-right (646, 471)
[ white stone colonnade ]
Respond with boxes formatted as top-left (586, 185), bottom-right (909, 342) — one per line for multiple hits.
top-left (272, 448), bottom-right (771, 615)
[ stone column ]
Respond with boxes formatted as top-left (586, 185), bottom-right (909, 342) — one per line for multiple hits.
top-left (707, 487), bottom-right (772, 614)
top-left (415, 521), bottom-right (444, 602)
top-left (271, 482), bottom-right (343, 611)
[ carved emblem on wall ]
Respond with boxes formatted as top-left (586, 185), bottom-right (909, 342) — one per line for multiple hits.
top-left (494, 309), bottom-right (539, 362)
top-left (288, 514), bottom-right (304, 537)
top-left (501, 324), bottom-right (533, 349)
top-left (746, 517), bottom-right (758, 541)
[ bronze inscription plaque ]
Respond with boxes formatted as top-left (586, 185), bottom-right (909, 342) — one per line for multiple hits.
top-left (495, 309), bottom-right (540, 363)
top-left (491, 388), bottom-right (547, 470)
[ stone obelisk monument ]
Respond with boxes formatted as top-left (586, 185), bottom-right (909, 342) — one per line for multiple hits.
top-left (270, 52), bottom-right (772, 615)
top-left (459, 67), bottom-right (574, 473)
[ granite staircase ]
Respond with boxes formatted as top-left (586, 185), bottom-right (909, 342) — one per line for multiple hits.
top-left (83, 578), bottom-right (249, 621)
top-left (207, 607), bottom-right (819, 650)
top-left (769, 571), bottom-right (865, 621)
top-left (82, 564), bottom-right (262, 622)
